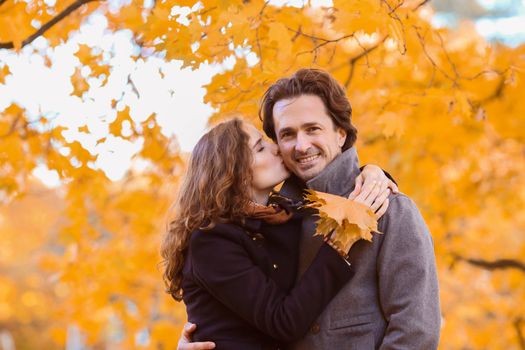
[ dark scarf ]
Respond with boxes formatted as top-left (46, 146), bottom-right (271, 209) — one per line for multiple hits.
top-left (244, 194), bottom-right (298, 224)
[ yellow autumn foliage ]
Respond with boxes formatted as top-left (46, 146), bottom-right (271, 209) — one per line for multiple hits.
top-left (0, 0), bottom-right (524, 349)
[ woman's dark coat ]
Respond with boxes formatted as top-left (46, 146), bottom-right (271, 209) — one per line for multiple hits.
top-left (182, 209), bottom-right (353, 350)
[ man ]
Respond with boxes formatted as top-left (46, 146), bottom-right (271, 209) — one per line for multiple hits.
top-left (179, 68), bottom-right (441, 349)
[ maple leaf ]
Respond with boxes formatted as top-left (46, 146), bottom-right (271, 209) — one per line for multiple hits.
top-left (70, 68), bottom-right (89, 97)
top-left (304, 190), bottom-right (382, 251)
top-left (78, 125), bottom-right (89, 133)
top-left (0, 2), bottom-right (34, 50)
top-left (0, 65), bottom-right (10, 84)
top-left (75, 44), bottom-right (101, 66)
top-left (109, 107), bottom-right (134, 137)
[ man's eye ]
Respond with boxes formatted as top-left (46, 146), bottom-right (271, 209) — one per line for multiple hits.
top-left (258, 147), bottom-right (265, 152)
top-left (280, 133), bottom-right (291, 139)
top-left (307, 127), bottom-right (320, 132)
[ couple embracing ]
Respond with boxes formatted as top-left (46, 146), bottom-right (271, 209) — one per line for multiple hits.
top-left (161, 69), bottom-right (441, 350)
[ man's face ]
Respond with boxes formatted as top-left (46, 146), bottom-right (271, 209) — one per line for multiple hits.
top-left (272, 94), bottom-right (347, 181)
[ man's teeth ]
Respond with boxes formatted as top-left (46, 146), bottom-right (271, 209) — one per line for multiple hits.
top-left (297, 154), bottom-right (320, 164)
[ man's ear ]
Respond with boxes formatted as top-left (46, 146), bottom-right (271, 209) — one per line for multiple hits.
top-left (337, 128), bottom-right (347, 148)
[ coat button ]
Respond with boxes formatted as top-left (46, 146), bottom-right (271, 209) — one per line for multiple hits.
top-left (273, 263), bottom-right (278, 269)
top-left (310, 323), bottom-right (320, 334)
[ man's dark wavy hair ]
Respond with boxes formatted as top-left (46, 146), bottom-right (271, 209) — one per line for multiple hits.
top-left (259, 68), bottom-right (358, 151)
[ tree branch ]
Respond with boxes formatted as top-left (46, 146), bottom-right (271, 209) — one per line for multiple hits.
top-left (286, 26), bottom-right (342, 43)
top-left (414, 0), bottom-right (431, 11)
top-left (515, 317), bottom-right (525, 350)
top-left (198, 6), bottom-right (217, 17)
top-left (344, 36), bottom-right (386, 87)
top-left (0, 0), bottom-right (100, 50)
top-left (454, 255), bottom-right (525, 273)
top-left (0, 113), bottom-right (22, 138)
top-left (381, 0), bottom-right (407, 54)
top-left (294, 30), bottom-right (355, 57)
top-left (414, 26), bottom-right (459, 87)
top-left (255, 2), bottom-right (269, 70)
top-left (479, 76), bottom-right (506, 104)
top-left (127, 75), bottom-right (140, 99)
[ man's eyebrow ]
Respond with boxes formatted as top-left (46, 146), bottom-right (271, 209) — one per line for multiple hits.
top-left (278, 123), bottom-right (320, 135)
top-left (278, 127), bottom-right (294, 135)
top-left (302, 122), bottom-right (321, 128)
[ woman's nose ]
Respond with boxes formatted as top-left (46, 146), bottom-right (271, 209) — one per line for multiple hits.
top-left (270, 143), bottom-right (280, 156)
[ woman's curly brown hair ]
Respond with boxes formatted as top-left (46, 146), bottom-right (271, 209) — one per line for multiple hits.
top-left (160, 118), bottom-right (254, 301)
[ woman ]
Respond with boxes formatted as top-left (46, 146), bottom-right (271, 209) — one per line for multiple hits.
top-left (161, 119), bottom-right (394, 350)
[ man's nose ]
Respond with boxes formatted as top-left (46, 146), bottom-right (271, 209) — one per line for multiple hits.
top-left (294, 133), bottom-right (311, 153)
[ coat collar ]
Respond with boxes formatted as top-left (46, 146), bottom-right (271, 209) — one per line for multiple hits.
top-left (280, 146), bottom-right (361, 199)
top-left (240, 193), bottom-right (303, 232)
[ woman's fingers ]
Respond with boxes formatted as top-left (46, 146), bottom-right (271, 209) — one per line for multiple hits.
top-left (178, 342), bottom-right (216, 350)
top-left (355, 178), bottom-right (378, 202)
top-left (370, 187), bottom-right (391, 213)
top-left (351, 168), bottom-right (395, 216)
top-left (351, 173), bottom-right (364, 198)
top-left (370, 180), bottom-right (389, 207)
top-left (354, 180), bottom-right (375, 203)
top-left (387, 179), bottom-right (399, 194)
top-left (375, 198), bottom-right (389, 219)
top-left (353, 179), bottom-right (392, 215)
top-left (363, 180), bottom-right (382, 206)
top-left (360, 177), bottom-right (378, 198)
top-left (177, 322), bottom-right (216, 350)
top-left (181, 322), bottom-right (196, 341)
top-left (355, 180), bottom-right (382, 206)
top-left (374, 180), bottom-right (389, 202)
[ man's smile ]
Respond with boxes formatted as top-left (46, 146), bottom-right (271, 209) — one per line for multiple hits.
top-left (295, 152), bottom-right (322, 166)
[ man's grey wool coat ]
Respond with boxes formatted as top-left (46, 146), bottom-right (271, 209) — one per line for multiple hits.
top-left (280, 147), bottom-right (441, 350)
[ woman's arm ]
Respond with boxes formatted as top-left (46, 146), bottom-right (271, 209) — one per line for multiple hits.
top-left (189, 227), bottom-right (353, 342)
top-left (353, 164), bottom-right (399, 218)
top-left (359, 164), bottom-right (397, 188)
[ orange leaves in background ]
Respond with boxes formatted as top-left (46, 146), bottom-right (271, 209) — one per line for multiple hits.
top-left (0, 64), bottom-right (10, 84)
top-left (1, 0), bottom-right (525, 349)
top-left (0, 2), bottom-right (34, 50)
top-left (70, 67), bottom-right (89, 97)
top-left (109, 106), bottom-right (135, 138)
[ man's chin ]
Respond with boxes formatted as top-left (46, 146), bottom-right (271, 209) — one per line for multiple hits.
top-left (294, 166), bottom-right (323, 182)
top-left (283, 160), bottom-right (323, 181)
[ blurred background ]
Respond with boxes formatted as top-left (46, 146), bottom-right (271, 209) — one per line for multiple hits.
top-left (0, 0), bottom-right (524, 349)
top-left (434, 0), bottom-right (525, 46)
